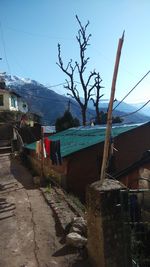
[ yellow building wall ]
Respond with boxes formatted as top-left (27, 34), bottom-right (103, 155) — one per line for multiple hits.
top-left (0, 91), bottom-right (19, 111)
top-left (0, 91), bottom-right (10, 110)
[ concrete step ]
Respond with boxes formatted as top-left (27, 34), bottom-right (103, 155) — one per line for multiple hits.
top-left (0, 152), bottom-right (11, 157)
top-left (0, 146), bottom-right (11, 150)
top-left (0, 140), bottom-right (11, 147)
top-left (0, 146), bottom-right (12, 154)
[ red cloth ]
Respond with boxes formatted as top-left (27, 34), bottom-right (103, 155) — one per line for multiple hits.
top-left (44, 138), bottom-right (51, 157)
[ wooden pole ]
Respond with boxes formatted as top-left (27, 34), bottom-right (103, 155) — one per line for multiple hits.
top-left (100, 32), bottom-right (125, 182)
top-left (41, 126), bottom-right (44, 182)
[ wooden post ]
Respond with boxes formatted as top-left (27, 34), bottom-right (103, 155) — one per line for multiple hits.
top-left (100, 32), bottom-right (125, 182)
top-left (41, 126), bottom-right (44, 181)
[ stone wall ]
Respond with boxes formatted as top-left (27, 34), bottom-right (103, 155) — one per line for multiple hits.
top-left (27, 153), bottom-right (67, 188)
top-left (87, 179), bottom-right (132, 267)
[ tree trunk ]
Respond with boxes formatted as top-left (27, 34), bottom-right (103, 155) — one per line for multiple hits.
top-left (96, 105), bottom-right (101, 124)
top-left (81, 108), bottom-right (86, 126)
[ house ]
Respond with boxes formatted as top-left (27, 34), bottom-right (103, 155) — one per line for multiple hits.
top-left (0, 78), bottom-right (42, 150)
top-left (114, 150), bottom-right (150, 189)
top-left (25, 122), bottom-right (150, 200)
top-left (0, 76), bottom-right (28, 113)
top-left (0, 88), bottom-right (28, 113)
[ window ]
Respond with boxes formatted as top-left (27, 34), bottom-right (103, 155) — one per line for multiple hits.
top-left (11, 95), bottom-right (16, 108)
top-left (0, 95), bottom-right (4, 106)
top-left (22, 103), bottom-right (27, 109)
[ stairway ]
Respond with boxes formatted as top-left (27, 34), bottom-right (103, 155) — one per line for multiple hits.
top-left (0, 140), bottom-right (12, 155)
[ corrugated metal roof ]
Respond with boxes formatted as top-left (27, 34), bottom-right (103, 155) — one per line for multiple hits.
top-left (42, 125), bottom-right (56, 133)
top-left (25, 125), bottom-right (137, 157)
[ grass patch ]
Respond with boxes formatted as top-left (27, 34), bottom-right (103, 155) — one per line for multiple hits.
top-left (45, 183), bottom-right (52, 193)
top-left (68, 193), bottom-right (85, 213)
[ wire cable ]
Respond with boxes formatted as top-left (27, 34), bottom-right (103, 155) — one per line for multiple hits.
top-left (10, 89), bottom-right (95, 119)
top-left (46, 81), bottom-right (68, 88)
top-left (8, 78), bottom-right (149, 121)
top-left (14, 90), bottom-right (150, 120)
top-left (119, 100), bottom-right (150, 118)
top-left (0, 22), bottom-right (11, 74)
top-left (113, 70), bottom-right (150, 110)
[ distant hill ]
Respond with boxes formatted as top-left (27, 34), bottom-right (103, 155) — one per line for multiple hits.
top-left (88, 98), bottom-right (136, 112)
top-left (1, 73), bottom-right (149, 125)
top-left (131, 102), bottom-right (150, 117)
top-left (88, 98), bottom-right (150, 124)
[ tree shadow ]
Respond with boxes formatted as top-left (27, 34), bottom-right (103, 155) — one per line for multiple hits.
top-left (53, 245), bottom-right (78, 257)
top-left (52, 245), bottom-right (91, 267)
top-left (0, 197), bottom-right (7, 205)
top-left (0, 197), bottom-right (15, 220)
top-left (10, 157), bottom-right (35, 190)
top-left (71, 259), bottom-right (91, 267)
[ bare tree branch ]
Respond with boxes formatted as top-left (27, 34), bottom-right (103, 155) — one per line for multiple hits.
top-left (56, 16), bottom-right (103, 125)
top-left (90, 73), bottom-right (104, 124)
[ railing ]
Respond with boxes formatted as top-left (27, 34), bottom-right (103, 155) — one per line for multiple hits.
top-left (121, 189), bottom-right (150, 267)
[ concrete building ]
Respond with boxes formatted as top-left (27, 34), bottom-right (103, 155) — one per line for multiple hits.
top-left (0, 76), bottom-right (28, 113)
top-left (0, 88), bottom-right (28, 113)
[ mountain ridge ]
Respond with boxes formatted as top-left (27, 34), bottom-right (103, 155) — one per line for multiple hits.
top-left (1, 73), bottom-right (149, 125)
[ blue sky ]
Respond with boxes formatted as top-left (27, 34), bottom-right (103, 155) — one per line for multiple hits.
top-left (0, 0), bottom-right (150, 104)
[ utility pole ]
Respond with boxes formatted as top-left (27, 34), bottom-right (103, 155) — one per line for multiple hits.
top-left (100, 32), bottom-right (125, 182)
top-left (40, 126), bottom-right (44, 183)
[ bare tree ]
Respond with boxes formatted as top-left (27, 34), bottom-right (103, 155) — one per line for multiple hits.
top-left (90, 73), bottom-right (104, 124)
top-left (57, 15), bottom-right (99, 126)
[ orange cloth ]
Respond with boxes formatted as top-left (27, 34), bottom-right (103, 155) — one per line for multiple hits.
top-left (36, 140), bottom-right (41, 158)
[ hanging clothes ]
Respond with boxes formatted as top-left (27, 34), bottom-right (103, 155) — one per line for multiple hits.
top-left (13, 128), bottom-right (17, 140)
top-left (36, 140), bottom-right (42, 159)
top-left (55, 140), bottom-right (62, 165)
top-left (43, 143), bottom-right (47, 158)
top-left (44, 137), bottom-right (51, 157)
top-left (50, 141), bottom-right (57, 165)
top-left (50, 140), bottom-right (62, 165)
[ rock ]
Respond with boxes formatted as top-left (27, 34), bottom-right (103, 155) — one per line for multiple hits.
top-left (66, 232), bottom-right (87, 248)
top-left (70, 217), bottom-right (87, 237)
top-left (70, 226), bottom-right (82, 235)
top-left (33, 176), bottom-right (40, 186)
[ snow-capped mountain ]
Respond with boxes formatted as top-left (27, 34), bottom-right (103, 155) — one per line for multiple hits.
top-left (0, 73), bottom-right (149, 124)
top-left (1, 73), bottom-right (41, 87)
top-left (0, 73), bottom-right (83, 124)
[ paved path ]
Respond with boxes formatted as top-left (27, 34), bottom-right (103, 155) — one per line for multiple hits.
top-left (0, 154), bottom-right (68, 267)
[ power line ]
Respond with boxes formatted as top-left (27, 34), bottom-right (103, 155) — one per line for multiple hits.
top-left (7, 71), bottom-right (150, 120)
top-left (3, 43), bottom-right (30, 76)
top-left (5, 25), bottom-right (74, 42)
top-left (119, 100), bottom-right (150, 118)
top-left (0, 22), bottom-right (11, 74)
top-left (6, 26), bottom-right (53, 38)
top-left (46, 82), bottom-right (68, 88)
top-left (70, 97), bottom-right (150, 120)
top-left (46, 79), bottom-right (96, 89)
top-left (11, 89), bottom-right (94, 117)
top-left (113, 70), bottom-right (150, 110)
top-left (15, 89), bottom-right (150, 118)
top-left (16, 91), bottom-right (68, 102)
top-left (7, 88), bottom-right (149, 124)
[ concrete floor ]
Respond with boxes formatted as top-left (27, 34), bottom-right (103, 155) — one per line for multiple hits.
top-left (0, 154), bottom-right (71, 267)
